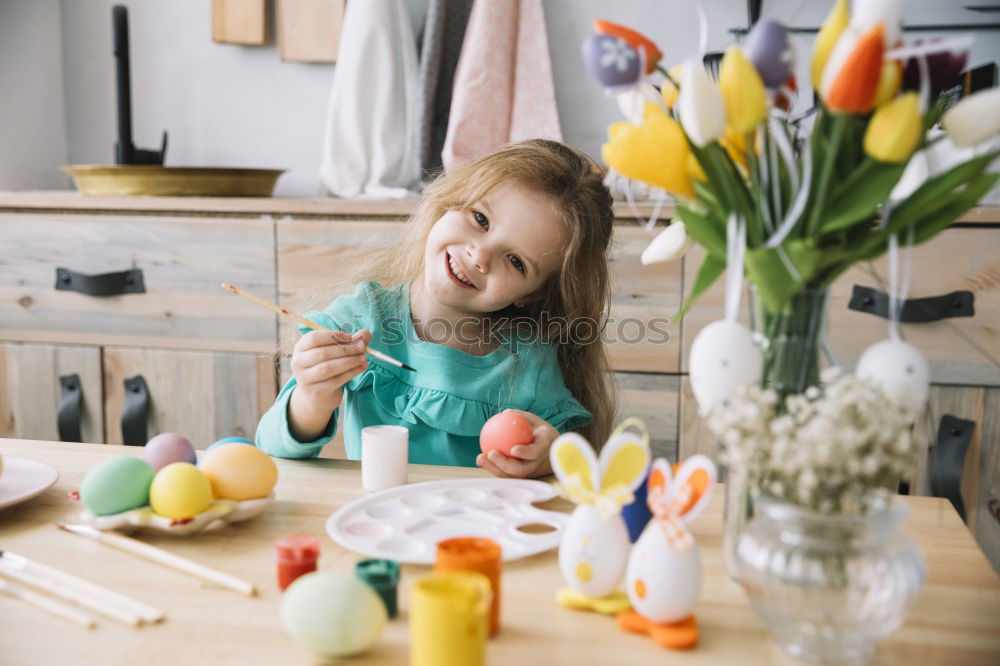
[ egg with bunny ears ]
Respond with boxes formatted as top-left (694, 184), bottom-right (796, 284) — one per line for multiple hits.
top-left (625, 455), bottom-right (716, 623)
top-left (856, 338), bottom-right (929, 415)
top-left (689, 320), bottom-right (762, 413)
top-left (550, 428), bottom-right (651, 599)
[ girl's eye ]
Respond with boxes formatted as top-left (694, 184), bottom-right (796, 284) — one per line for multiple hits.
top-left (472, 210), bottom-right (489, 229)
top-left (508, 255), bottom-right (526, 274)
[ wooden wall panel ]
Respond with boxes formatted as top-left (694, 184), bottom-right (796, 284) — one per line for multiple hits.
top-left (212, 0), bottom-right (267, 45)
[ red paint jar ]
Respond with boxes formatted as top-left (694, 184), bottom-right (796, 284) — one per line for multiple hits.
top-left (275, 535), bottom-right (320, 591)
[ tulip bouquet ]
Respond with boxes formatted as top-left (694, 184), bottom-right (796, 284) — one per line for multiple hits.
top-left (584, 2), bottom-right (999, 339)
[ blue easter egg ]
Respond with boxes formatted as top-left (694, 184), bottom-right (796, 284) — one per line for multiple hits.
top-left (743, 19), bottom-right (794, 88)
top-left (204, 436), bottom-right (253, 457)
top-left (582, 34), bottom-right (642, 90)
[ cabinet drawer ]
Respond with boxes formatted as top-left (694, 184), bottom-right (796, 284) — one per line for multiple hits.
top-left (0, 214), bottom-right (276, 353)
top-left (680, 228), bottom-right (1000, 385)
top-left (277, 219), bottom-right (682, 373)
top-left (0, 342), bottom-right (104, 443)
top-left (103, 347), bottom-right (276, 447)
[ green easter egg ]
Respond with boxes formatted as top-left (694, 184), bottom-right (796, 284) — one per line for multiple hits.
top-left (281, 571), bottom-right (386, 657)
top-left (80, 456), bottom-right (155, 516)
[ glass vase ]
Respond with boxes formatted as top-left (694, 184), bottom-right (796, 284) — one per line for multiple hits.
top-left (722, 288), bottom-right (831, 580)
top-left (750, 287), bottom-right (830, 400)
top-left (734, 494), bottom-right (926, 663)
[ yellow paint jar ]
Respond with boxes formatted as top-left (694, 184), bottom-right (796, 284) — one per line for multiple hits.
top-left (410, 571), bottom-right (491, 666)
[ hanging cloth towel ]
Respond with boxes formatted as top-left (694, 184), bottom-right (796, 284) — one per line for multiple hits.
top-left (414, 0), bottom-right (475, 185)
top-left (319, 0), bottom-right (420, 198)
top-left (441, 0), bottom-right (562, 170)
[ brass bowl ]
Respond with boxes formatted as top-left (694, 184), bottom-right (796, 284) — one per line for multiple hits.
top-left (60, 165), bottom-right (285, 197)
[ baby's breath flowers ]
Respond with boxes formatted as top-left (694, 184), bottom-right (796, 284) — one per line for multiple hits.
top-left (707, 367), bottom-right (917, 514)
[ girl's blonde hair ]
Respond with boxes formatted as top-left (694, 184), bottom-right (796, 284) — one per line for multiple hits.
top-left (340, 139), bottom-right (617, 446)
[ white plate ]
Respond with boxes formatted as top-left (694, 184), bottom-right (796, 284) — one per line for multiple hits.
top-left (76, 493), bottom-right (276, 536)
top-left (326, 478), bottom-right (567, 565)
top-left (0, 457), bottom-right (59, 510)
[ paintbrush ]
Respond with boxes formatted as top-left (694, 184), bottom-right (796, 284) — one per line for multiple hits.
top-left (221, 282), bottom-right (415, 372)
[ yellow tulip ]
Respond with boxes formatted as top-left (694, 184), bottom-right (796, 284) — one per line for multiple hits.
top-left (601, 105), bottom-right (694, 199)
top-left (811, 0), bottom-right (849, 91)
top-left (719, 125), bottom-right (756, 175)
top-left (864, 92), bottom-right (921, 162)
top-left (687, 153), bottom-right (706, 182)
top-left (719, 46), bottom-right (767, 134)
top-left (661, 64), bottom-right (683, 108)
top-left (871, 60), bottom-right (902, 108)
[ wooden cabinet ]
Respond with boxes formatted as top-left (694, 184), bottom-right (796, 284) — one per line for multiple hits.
top-left (1, 192), bottom-right (996, 570)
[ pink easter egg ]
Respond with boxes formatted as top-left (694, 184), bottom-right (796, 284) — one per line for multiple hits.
top-left (141, 433), bottom-right (197, 472)
top-left (480, 410), bottom-right (534, 458)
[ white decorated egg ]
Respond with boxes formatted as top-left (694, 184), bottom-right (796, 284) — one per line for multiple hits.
top-left (856, 338), bottom-right (929, 414)
top-left (559, 504), bottom-right (630, 598)
top-left (625, 525), bottom-right (702, 623)
top-left (281, 570), bottom-right (386, 657)
top-left (688, 320), bottom-right (763, 413)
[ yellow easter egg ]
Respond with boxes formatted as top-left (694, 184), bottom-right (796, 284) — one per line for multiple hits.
top-left (149, 462), bottom-right (213, 519)
top-left (199, 443), bottom-right (278, 501)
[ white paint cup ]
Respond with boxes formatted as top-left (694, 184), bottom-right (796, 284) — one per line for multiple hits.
top-left (361, 425), bottom-right (409, 492)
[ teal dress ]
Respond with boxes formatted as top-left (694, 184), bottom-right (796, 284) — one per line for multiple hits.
top-left (255, 281), bottom-right (592, 466)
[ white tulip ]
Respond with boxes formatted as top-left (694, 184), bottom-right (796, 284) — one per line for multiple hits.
top-left (677, 58), bottom-right (726, 147)
top-left (641, 222), bottom-right (693, 264)
top-left (941, 88), bottom-right (1000, 147)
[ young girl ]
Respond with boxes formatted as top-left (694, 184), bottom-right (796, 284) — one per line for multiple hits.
top-left (256, 139), bottom-right (617, 478)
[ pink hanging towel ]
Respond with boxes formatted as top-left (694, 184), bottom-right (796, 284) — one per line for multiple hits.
top-left (441, 0), bottom-right (562, 170)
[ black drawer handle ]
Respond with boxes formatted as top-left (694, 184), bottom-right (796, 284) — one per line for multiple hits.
top-left (121, 375), bottom-right (150, 446)
top-left (55, 267), bottom-right (145, 297)
top-left (848, 285), bottom-right (974, 323)
top-left (930, 414), bottom-right (975, 522)
top-left (58, 374), bottom-right (83, 443)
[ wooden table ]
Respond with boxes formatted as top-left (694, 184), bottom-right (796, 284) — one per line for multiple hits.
top-left (1, 440), bottom-right (998, 665)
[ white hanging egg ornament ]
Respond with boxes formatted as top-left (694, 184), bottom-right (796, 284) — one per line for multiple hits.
top-left (856, 338), bottom-right (929, 414)
top-left (688, 320), bottom-right (762, 413)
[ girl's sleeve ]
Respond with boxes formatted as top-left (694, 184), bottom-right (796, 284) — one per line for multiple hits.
top-left (255, 377), bottom-right (337, 458)
top-left (254, 282), bottom-right (377, 458)
top-left (528, 346), bottom-right (593, 434)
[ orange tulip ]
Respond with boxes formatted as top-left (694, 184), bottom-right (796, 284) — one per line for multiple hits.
top-left (821, 23), bottom-right (885, 113)
top-left (593, 20), bottom-right (662, 74)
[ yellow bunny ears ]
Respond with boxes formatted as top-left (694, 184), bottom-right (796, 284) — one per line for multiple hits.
top-left (550, 418), bottom-right (652, 517)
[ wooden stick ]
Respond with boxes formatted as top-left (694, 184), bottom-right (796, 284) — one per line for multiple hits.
top-left (221, 282), bottom-right (415, 372)
top-left (0, 579), bottom-right (96, 629)
top-left (0, 551), bottom-right (164, 623)
top-left (0, 562), bottom-right (141, 627)
top-left (58, 523), bottom-right (256, 597)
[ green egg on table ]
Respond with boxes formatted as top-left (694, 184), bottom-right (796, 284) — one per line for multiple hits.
top-left (281, 570), bottom-right (387, 657)
top-left (149, 462), bottom-right (214, 519)
top-left (80, 456), bottom-right (155, 516)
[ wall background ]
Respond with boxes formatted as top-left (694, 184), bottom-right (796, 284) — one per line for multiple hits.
top-left (2, 0), bottom-right (997, 196)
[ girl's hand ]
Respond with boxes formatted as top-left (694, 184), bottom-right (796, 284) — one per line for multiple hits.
top-left (288, 328), bottom-right (371, 440)
top-left (476, 411), bottom-right (558, 479)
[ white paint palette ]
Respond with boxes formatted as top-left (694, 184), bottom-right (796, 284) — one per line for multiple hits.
top-left (326, 479), bottom-right (567, 564)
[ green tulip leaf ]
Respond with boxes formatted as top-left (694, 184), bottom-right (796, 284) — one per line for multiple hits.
top-left (745, 240), bottom-right (823, 313)
top-left (675, 253), bottom-right (725, 321)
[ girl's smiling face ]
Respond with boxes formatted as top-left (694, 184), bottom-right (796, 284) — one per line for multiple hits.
top-left (421, 181), bottom-right (568, 315)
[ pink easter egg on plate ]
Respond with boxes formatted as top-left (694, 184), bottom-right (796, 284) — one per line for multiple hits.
top-left (480, 410), bottom-right (534, 458)
top-left (141, 433), bottom-right (197, 472)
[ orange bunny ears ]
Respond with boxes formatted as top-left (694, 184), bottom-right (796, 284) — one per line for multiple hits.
top-left (646, 455), bottom-right (717, 523)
